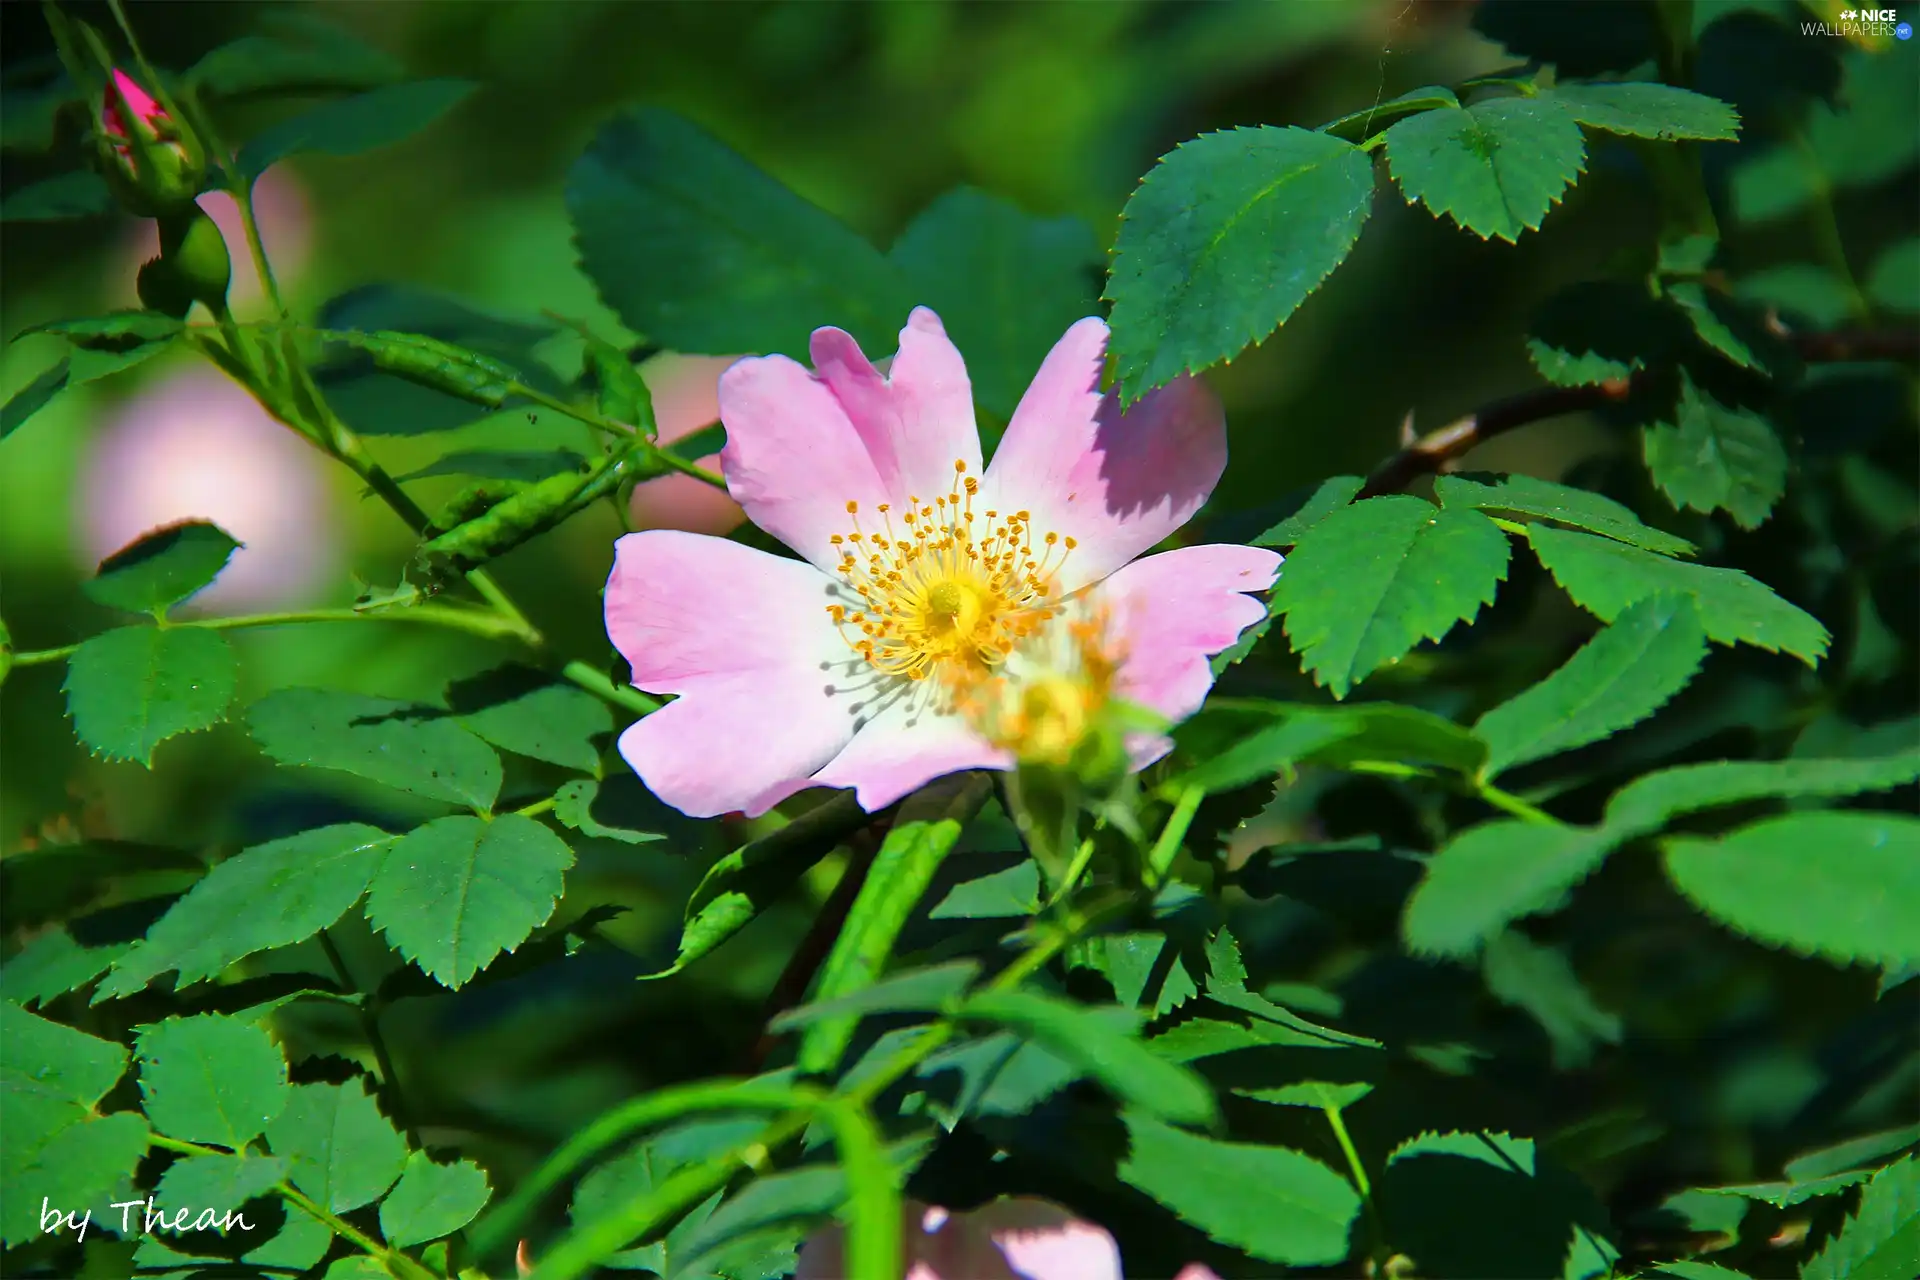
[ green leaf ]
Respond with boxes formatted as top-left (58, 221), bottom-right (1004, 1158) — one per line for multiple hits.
top-left (0, 1001), bottom-right (130, 1122)
top-left (1251, 476), bottom-right (1365, 547)
top-left (448, 666), bottom-right (612, 773)
top-left (247, 688), bottom-right (503, 810)
top-left (553, 776), bottom-right (666, 845)
top-left (363, 814), bottom-right (573, 989)
top-left (1653, 1262), bottom-right (1758, 1280)
top-left (1548, 82), bottom-right (1741, 141)
top-left (1644, 375), bottom-right (1788, 530)
top-left (1526, 281), bottom-right (1685, 387)
top-left (1611, 753), bottom-right (1920, 833)
top-left (1787, 1126), bottom-right (1920, 1183)
top-left (1702, 1171), bottom-right (1875, 1208)
top-left (1300, 702), bottom-right (1489, 776)
top-left (136, 1014), bottom-right (289, 1148)
top-left (797, 777), bottom-right (986, 1075)
top-left (83, 521), bottom-right (242, 614)
top-left (0, 1037), bottom-right (148, 1247)
top-left (888, 187), bottom-right (1101, 419)
top-left (1404, 822), bottom-right (1613, 958)
top-left (1385, 98), bottom-right (1586, 242)
top-left (1168, 712), bottom-right (1359, 797)
top-left (1666, 282), bottom-right (1774, 375)
top-left (1118, 1111), bottom-right (1360, 1265)
top-left (1380, 1131), bottom-right (1618, 1280)
top-left (97, 824), bottom-right (398, 1000)
top-left (1527, 525), bottom-right (1828, 665)
top-left (1475, 595), bottom-right (1710, 778)
top-left (0, 169), bottom-right (113, 222)
top-left (244, 1212), bottom-right (333, 1270)
top-left (1105, 125), bottom-right (1374, 400)
top-left (1867, 238), bottom-right (1919, 316)
top-left (957, 990), bottom-right (1217, 1127)
top-left (264, 1079), bottom-right (407, 1213)
top-left (644, 792), bottom-right (869, 979)
top-left (185, 14), bottom-right (405, 98)
top-left (1482, 931), bottom-right (1622, 1069)
top-left (1321, 86), bottom-right (1461, 141)
top-left (1084, 933), bottom-right (1198, 1020)
top-left (4, 339), bottom-right (175, 440)
top-left (1802, 1155), bottom-right (1920, 1280)
top-left (1736, 264), bottom-right (1859, 329)
top-left (928, 856), bottom-right (1038, 919)
top-left (237, 78), bottom-right (479, 179)
top-left (568, 1116), bottom-right (769, 1272)
top-left (1665, 812), bottom-right (1920, 969)
top-left (1436, 472), bottom-right (1695, 556)
top-left (151, 1151), bottom-right (289, 1226)
top-left (569, 107), bottom-right (914, 361)
top-left (379, 1151), bottom-right (492, 1248)
top-left (64, 627), bottom-right (237, 766)
top-left (0, 928), bottom-right (131, 1007)
top-left (1273, 496), bottom-right (1511, 698)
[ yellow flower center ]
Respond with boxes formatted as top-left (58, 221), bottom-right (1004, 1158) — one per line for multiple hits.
top-left (962, 612), bottom-right (1122, 766)
top-left (826, 459), bottom-right (1075, 696)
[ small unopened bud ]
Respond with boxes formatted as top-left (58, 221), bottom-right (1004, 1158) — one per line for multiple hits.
top-left (96, 68), bottom-right (206, 216)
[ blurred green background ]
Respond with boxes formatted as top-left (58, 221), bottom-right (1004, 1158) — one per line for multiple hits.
top-left (3, 0), bottom-right (1915, 1250)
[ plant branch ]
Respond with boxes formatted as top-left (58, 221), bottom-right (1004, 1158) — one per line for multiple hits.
top-left (1356, 328), bottom-right (1920, 499)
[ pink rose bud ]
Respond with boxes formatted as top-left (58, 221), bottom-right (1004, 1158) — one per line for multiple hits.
top-left (96, 67), bottom-right (206, 216)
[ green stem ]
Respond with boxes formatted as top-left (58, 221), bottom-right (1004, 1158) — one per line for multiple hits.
top-left (511, 382), bottom-right (727, 489)
top-left (1475, 780), bottom-right (1559, 825)
top-left (318, 930), bottom-right (419, 1147)
top-left (143, 1133), bottom-right (436, 1280)
top-left (1144, 785), bottom-right (1205, 888)
top-left (560, 658), bottom-right (661, 716)
top-left (1323, 1103), bottom-right (1386, 1260)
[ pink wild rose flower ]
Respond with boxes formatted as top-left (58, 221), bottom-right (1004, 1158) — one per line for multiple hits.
top-left (603, 308), bottom-right (1280, 818)
top-left (793, 1199), bottom-right (1223, 1280)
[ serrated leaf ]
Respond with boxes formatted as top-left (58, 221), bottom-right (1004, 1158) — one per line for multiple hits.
top-left (364, 814), bottom-right (572, 988)
top-left (1702, 1171), bottom-right (1875, 1208)
top-left (1655, 1262), bottom-right (1758, 1279)
top-left (1666, 282), bottom-right (1773, 374)
top-left (1435, 471), bottom-right (1695, 557)
top-left (379, 1151), bottom-right (492, 1248)
top-left (1526, 281), bottom-right (1685, 386)
top-left (1404, 822), bottom-right (1613, 958)
top-left (82, 521), bottom-right (242, 614)
top-left (1251, 476), bottom-right (1365, 547)
top-left (958, 991), bottom-right (1217, 1127)
top-left (152, 1152), bottom-right (289, 1225)
top-left (1321, 87), bottom-right (1461, 140)
top-left (0, 170), bottom-right (113, 222)
top-left (1482, 931), bottom-right (1622, 1069)
top-left (0, 928), bottom-right (131, 1007)
top-left (1381, 1130), bottom-right (1618, 1280)
top-left (1787, 1126), bottom-right (1920, 1183)
top-left (247, 688), bottom-right (503, 810)
top-left (448, 666), bottom-right (612, 773)
top-left (1476, 595), bottom-right (1710, 777)
top-left (65, 627), bottom-right (237, 766)
top-left (1273, 496), bottom-right (1511, 698)
top-left (1083, 934), bottom-right (1198, 1021)
top-left (928, 856), bottom-right (1038, 919)
top-left (888, 186), bottom-right (1101, 419)
top-left (1168, 712), bottom-right (1359, 796)
top-left (1665, 812), bottom-right (1920, 969)
top-left (1867, 238), bottom-right (1919, 315)
top-left (137, 1015), bottom-right (289, 1148)
top-left (1527, 524), bottom-right (1828, 664)
top-left (569, 107), bottom-right (914, 361)
top-left (244, 1211), bottom-right (333, 1270)
top-left (0, 1106), bottom-right (148, 1247)
top-left (97, 824), bottom-right (398, 1000)
top-left (552, 776), bottom-right (667, 845)
top-left (1608, 753), bottom-right (1920, 834)
top-left (395, 448), bottom-right (589, 485)
top-left (1105, 125), bottom-right (1374, 400)
top-left (1549, 82), bottom-right (1741, 141)
top-left (1385, 98), bottom-right (1586, 242)
top-left (1801, 1155), bottom-right (1920, 1280)
top-left (1644, 375), bottom-right (1787, 529)
top-left (237, 78), bottom-right (478, 179)
top-left (264, 1080), bottom-right (406, 1213)
top-left (1118, 1112), bottom-right (1360, 1265)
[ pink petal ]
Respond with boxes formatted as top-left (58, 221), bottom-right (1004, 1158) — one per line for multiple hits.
top-left (605, 531), bottom-right (857, 817)
top-left (809, 697), bottom-right (1012, 814)
top-left (809, 307), bottom-right (982, 506)
top-left (1173, 1267), bottom-right (1225, 1280)
top-left (974, 1200), bottom-right (1123, 1280)
top-left (718, 353), bottom-right (891, 572)
top-left (984, 318), bottom-right (1226, 593)
top-left (628, 353), bottom-right (745, 536)
top-left (1094, 543), bottom-right (1282, 724)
